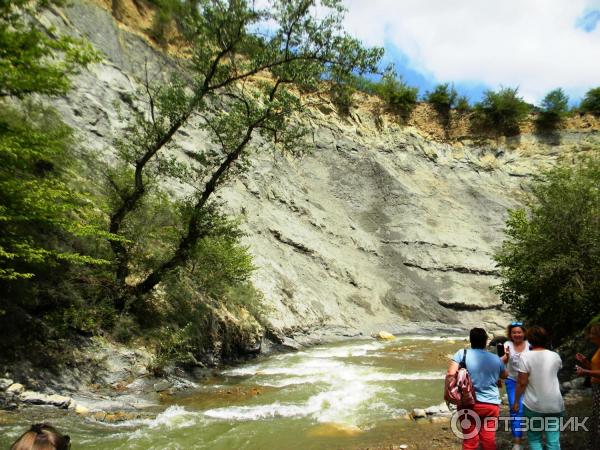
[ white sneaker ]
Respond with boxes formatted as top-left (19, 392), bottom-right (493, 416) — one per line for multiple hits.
top-left (512, 445), bottom-right (523, 450)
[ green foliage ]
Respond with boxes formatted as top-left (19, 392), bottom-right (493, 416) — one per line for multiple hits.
top-left (143, 212), bottom-right (264, 371)
top-left (472, 87), bottom-right (530, 136)
top-left (425, 83), bottom-right (458, 115)
top-left (0, 102), bottom-right (111, 280)
top-left (0, 0), bottom-right (99, 97)
top-left (148, 323), bottom-right (198, 374)
top-left (0, 0), bottom-right (119, 357)
top-left (374, 66), bottom-right (418, 119)
top-left (494, 156), bottom-right (600, 344)
top-left (106, 0), bottom-right (383, 306)
top-left (455, 96), bottom-right (471, 114)
top-left (536, 88), bottom-right (569, 131)
top-left (329, 77), bottom-right (355, 116)
top-left (580, 86), bottom-right (600, 116)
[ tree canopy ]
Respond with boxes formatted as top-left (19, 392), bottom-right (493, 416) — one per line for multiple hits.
top-left (105, 0), bottom-right (383, 309)
top-left (494, 156), bottom-right (600, 344)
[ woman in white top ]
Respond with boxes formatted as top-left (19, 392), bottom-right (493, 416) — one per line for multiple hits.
top-left (501, 322), bottom-right (529, 450)
top-left (513, 326), bottom-right (564, 450)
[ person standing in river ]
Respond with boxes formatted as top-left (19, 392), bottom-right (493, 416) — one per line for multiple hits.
top-left (575, 322), bottom-right (600, 450)
top-left (501, 322), bottom-right (529, 450)
top-left (448, 327), bottom-right (508, 450)
top-left (513, 326), bottom-right (564, 450)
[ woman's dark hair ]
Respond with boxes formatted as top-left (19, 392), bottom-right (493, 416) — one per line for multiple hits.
top-left (469, 327), bottom-right (488, 349)
top-left (10, 424), bottom-right (70, 450)
top-left (587, 323), bottom-right (600, 338)
top-left (526, 326), bottom-right (550, 348)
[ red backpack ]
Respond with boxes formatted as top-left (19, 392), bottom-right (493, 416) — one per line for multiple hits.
top-left (444, 348), bottom-right (476, 408)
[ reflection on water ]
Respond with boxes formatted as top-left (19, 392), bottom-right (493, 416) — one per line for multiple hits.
top-left (0, 335), bottom-right (465, 450)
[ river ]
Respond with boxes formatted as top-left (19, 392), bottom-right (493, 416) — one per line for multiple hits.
top-left (0, 335), bottom-right (464, 449)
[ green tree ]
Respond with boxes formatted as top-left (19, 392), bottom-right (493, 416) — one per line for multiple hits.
top-left (0, 0), bottom-right (102, 282)
top-left (0, 0), bottom-right (112, 351)
top-left (425, 83), bottom-right (458, 116)
top-left (580, 86), bottom-right (600, 116)
top-left (472, 87), bottom-right (530, 136)
top-left (105, 0), bottom-right (383, 310)
top-left (374, 65), bottom-right (418, 120)
top-left (494, 156), bottom-right (600, 344)
top-left (0, 0), bottom-right (97, 97)
top-left (455, 95), bottom-right (470, 114)
top-left (536, 88), bottom-right (569, 131)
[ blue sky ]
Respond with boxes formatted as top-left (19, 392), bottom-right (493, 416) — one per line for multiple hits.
top-left (342, 0), bottom-right (600, 106)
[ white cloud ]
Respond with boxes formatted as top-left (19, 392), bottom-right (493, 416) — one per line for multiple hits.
top-left (342, 0), bottom-right (600, 103)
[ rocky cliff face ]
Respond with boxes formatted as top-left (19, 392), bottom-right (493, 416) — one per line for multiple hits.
top-left (45, 1), bottom-right (600, 339)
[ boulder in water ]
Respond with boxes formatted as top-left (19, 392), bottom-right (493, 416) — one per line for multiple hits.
top-left (373, 331), bottom-right (396, 341)
top-left (412, 408), bottom-right (427, 418)
top-left (0, 378), bottom-right (14, 390)
top-left (6, 383), bottom-right (24, 395)
top-left (20, 391), bottom-right (72, 408)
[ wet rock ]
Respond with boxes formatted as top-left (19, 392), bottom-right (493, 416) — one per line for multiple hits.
top-left (126, 378), bottom-right (154, 393)
top-left (75, 404), bottom-right (91, 416)
top-left (20, 391), bottom-right (72, 408)
top-left (92, 411), bottom-right (139, 423)
top-left (280, 337), bottom-right (302, 351)
top-left (6, 383), bottom-right (24, 395)
top-left (0, 379), bottom-right (14, 390)
top-left (153, 380), bottom-right (172, 392)
top-left (425, 406), bottom-right (440, 415)
top-left (412, 408), bottom-right (427, 419)
top-left (374, 331), bottom-right (396, 341)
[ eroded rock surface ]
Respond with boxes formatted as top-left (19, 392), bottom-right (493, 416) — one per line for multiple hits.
top-left (44, 0), bottom-right (600, 339)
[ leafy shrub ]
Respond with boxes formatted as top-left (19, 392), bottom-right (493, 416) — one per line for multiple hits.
top-left (425, 83), bottom-right (458, 115)
top-left (472, 87), bottom-right (530, 136)
top-left (494, 156), bottom-right (600, 344)
top-left (580, 86), bottom-right (600, 116)
top-left (536, 88), bottom-right (569, 130)
top-left (455, 95), bottom-right (471, 114)
top-left (329, 80), bottom-right (355, 116)
top-left (375, 66), bottom-right (418, 120)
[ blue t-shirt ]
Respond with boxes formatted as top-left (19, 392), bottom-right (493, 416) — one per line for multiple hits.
top-left (452, 348), bottom-right (505, 405)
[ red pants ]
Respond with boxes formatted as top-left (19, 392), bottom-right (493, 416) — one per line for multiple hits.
top-left (461, 402), bottom-right (500, 450)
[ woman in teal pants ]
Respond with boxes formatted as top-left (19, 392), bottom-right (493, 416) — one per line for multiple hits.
top-left (501, 322), bottom-right (529, 450)
top-left (513, 326), bottom-right (564, 450)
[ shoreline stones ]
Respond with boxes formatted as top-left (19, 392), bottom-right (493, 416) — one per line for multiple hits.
top-left (411, 402), bottom-right (453, 422)
top-left (20, 391), bottom-right (72, 409)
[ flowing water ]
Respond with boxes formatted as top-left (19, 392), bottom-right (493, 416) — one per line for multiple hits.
top-left (0, 335), bottom-right (465, 449)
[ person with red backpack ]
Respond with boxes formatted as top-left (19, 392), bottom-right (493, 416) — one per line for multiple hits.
top-left (447, 328), bottom-right (508, 450)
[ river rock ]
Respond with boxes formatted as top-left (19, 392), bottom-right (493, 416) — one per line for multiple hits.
top-left (374, 331), bottom-right (396, 341)
top-left (6, 383), bottom-right (24, 395)
top-left (75, 404), bottom-right (91, 416)
top-left (280, 337), bottom-right (302, 351)
top-left (412, 408), bottom-right (427, 418)
top-left (126, 378), bottom-right (154, 393)
top-left (20, 391), bottom-right (72, 408)
top-left (0, 378), bottom-right (13, 390)
top-left (425, 405), bottom-right (440, 415)
top-left (92, 411), bottom-right (139, 423)
top-left (153, 380), bottom-right (172, 392)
